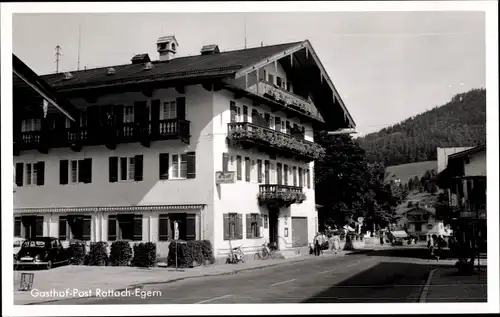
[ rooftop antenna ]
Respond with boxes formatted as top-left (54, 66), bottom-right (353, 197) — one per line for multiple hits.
top-left (261, 41), bottom-right (263, 47)
top-left (54, 45), bottom-right (62, 74)
top-left (244, 18), bottom-right (247, 49)
top-left (77, 25), bottom-right (81, 71)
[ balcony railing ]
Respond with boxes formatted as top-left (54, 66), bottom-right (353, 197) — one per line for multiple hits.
top-left (15, 118), bottom-right (190, 151)
top-left (227, 122), bottom-right (325, 161)
top-left (255, 81), bottom-right (321, 119)
top-left (257, 184), bottom-right (306, 207)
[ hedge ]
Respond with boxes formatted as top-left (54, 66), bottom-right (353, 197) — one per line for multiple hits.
top-left (109, 241), bottom-right (133, 266)
top-left (132, 242), bottom-right (157, 267)
top-left (68, 241), bottom-right (87, 265)
top-left (167, 240), bottom-right (215, 268)
top-left (85, 242), bottom-right (108, 266)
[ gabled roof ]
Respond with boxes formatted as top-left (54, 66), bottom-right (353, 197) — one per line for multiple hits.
top-left (448, 144), bottom-right (486, 160)
top-left (40, 42), bottom-right (302, 90)
top-left (13, 54), bottom-right (77, 121)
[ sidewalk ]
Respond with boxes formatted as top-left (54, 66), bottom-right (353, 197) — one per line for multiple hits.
top-left (420, 266), bottom-right (487, 302)
top-left (14, 250), bottom-right (349, 305)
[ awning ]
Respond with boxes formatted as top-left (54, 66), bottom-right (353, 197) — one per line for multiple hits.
top-left (14, 204), bottom-right (206, 214)
top-left (390, 231), bottom-right (408, 239)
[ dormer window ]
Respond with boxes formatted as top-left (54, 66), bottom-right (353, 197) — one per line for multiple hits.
top-left (171, 43), bottom-right (176, 51)
top-left (21, 118), bottom-right (42, 132)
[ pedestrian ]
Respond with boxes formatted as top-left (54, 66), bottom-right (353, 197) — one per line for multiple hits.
top-left (332, 231), bottom-right (341, 254)
top-left (313, 232), bottom-right (321, 256)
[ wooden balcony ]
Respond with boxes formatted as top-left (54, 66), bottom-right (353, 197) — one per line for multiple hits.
top-left (255, 81), bottom-right (321, 119)
top-left (227, 122), bottom-right (325, 161)
top-left (258, 184), bottom-right (306, 207)
top-left (14, 119), bottom-right (190, 153)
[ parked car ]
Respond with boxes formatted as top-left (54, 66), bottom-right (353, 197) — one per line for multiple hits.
top-left (15, 237), bottom-right (71, 270)
top-left (13, 236), bottom-right (25, 259)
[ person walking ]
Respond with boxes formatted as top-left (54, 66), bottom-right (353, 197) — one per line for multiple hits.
top-left (313, 232), bottom-right (322, 256)
top-left (332, 232), bottom-right (341, 254)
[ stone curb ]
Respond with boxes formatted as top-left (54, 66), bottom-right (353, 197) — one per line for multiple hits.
top-left (21, 251), bottom-right (356, 305)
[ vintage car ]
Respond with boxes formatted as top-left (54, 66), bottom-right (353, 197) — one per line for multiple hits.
top-left (15, 237), bottom-right (71, 270)
top-left (13, 236), bottom-right (25, 259)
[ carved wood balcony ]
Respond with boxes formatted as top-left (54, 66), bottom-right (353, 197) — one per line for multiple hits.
top-left (258, 184), bottom-right (306, 207)
top-left (227, 122), bottom-right (325, 161)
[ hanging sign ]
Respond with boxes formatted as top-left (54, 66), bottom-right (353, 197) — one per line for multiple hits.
top-left (216, 171), bottom-right (235, 184)
top-left (174, 221), bottom-right (179, 240)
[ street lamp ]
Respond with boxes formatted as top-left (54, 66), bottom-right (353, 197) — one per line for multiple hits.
top-left (327, 128), bottom-right (357, 135)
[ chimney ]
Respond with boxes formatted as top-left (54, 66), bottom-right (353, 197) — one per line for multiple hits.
top-left (131, 53), bottom-right (151, 64)
top-left (157, 36), bottom-right (178, 61)
top-left (200, 44), bottom-right (220, 55)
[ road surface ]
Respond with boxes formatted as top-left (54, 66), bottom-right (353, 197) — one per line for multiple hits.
top-left (43, 249), bottom-right (440, 305)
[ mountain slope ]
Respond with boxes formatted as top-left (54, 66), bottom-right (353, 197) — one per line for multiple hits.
top-left (358, 88), bottom-right (486, 166)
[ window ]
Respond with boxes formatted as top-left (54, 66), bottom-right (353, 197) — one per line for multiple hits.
top-left (263, 215), bottom-right (268, 229)
top-left (277, 163), bottom-right (283, 185)
top-left (172, 154), bottom-right (188, 179)
top-left (123, 105), bottom-right (135, 123)
top-left (224, 213), bottom-right (242, 240)
top-left (276, 76), bottom-right (282, 88)
top-left (230, 102), bottom-right (242, 123)
top-left (108, 156), bottom-right (143, 183)
top-left (159, 153), bottom-right (170, 180)
top-left (14, 217), bottom-right (22, 237)
top-left (59, 215), bottom-right (91, 241)
top-left (108, 214), bottom-right (142, 241)
top-left (15, 162), bottom-right (45, 187)
top-left (293, 167), bottom-right (297, 186)
top-left (284, 164), bottom-right (289, 185)
top-left (299, 167), bottom-right (303, 187)
top-left (306, 169), bottom-right (311, 189)
top-left (286, 81), bottom-right (292, 92)
top-left (257, 159), bottom-right (263, 183)
top-left (159, 214), bottom-right (196, 241)
top-left (236, 156), bottom-right (242, 180)
top-left (246, 214), bottom-right (261, 239)
top-left (275, 117), bottom-right (281, 132)
top-left (268, 74), bottom-right (275, 85)
top-left (264, 160), bottom-right (270, 184)
top-left (161, 101), bottom-right (177, 119)
top-left (21, 118), bottom-right (41, 132)
top-left (245, 157), bottom-right (251, 182)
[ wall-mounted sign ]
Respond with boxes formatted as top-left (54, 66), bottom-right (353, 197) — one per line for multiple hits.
top-left (284, 228), bottom-right (289, 237)
top-left (174, 221), bottom-right (179, 240)
top-left (216, 171), bottom-right (235, 184)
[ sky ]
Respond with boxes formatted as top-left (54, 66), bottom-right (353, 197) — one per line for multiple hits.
top-left (12, 11), bottom-right (486, 136)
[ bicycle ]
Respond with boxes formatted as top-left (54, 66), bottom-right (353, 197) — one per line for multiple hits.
top-left (254, 242), bottom-right (277, 260)
top-left (227, 245), bottom-right (245, 264)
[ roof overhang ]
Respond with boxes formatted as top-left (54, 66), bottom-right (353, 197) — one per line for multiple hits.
top-left (14, 204), bottom-right (206, 214)
top-left (13, 54), bottom-right (77, 121)
top-left (233, 40), bottom-right (356, 128)
top-left (448, 144), bottom-right (486, 160)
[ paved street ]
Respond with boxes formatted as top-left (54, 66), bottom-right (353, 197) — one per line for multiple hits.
top-left (42, 248), bottom-right (449, 305)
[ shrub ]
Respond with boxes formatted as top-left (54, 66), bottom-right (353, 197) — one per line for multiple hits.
top-left (109, 241), bottom-right (133, 266)
top-left (167, 240), bottom-right (215, 268)
top-left (68, 241), bottom-right (87, 265)
top-left (132, 242), bottom-right (157, 267)
top-left (86, 242), bottom-right (108, 266)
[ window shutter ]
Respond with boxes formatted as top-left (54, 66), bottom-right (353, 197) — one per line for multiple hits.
top-left (264, 160), bottom-right (270, 184)
top-left (307, 169), bottom-right (311, 188)
top-left (77, 160), bottom-right (85, 183)
top-left (236, 156), bottom-right (242, 180)
top-left (176, 97), bottom-right (186, 120)
top-left (108, 216), bottom-right (117, 241)
top-left (82, 216), bottom-right (91, 241)
top-left (159, 215), bottom-right (169, 241)
top-left (257, 215), bottom-right (262, 237)
top-left (134, 101), bottom-right (147, 123)
top-left (109, 157), bottom-right (118, 183)
top-left (82, 158), bottom-right (92, 183)
top-left (245, 157), bottom-right (251, 182)
top-left (151, 99), bottom-right (160, 137)
top-left (35, 162), bottom-right (45, 186)
top-left (275, 117), bottom-right (281, 131)
top-left (246, 214), bottom-right (252, 239)
top-left (299, 167), bottom-right (303, 187)
top-left (59, 160), bottom-right (68, 185)
top-left (186, 214), bottom-right (196, 241)
top-left (133, 214), bottom-right (143, 241)
top-left (58, 216), bottom-right (67, 240)
top-left (15, 163), bottom-right (24, 187)
top-left (159, 153), bottom-right (169, 180)
top-left (222, 153), bottom-right (229, 173)
top-left (14, 217), bottom-right (22, 237)
top-left (257, 160), bottom-right (262, 183)
top-left (223, 214), bottom-right (230, 241)
top-left (35, 217), bottom-right (44, 237)
top-left (264, 113), bottom-right (271, 127)
top-left (286, 121), bottom-right (291, 133)
top-left (243, 106), bottom-right (248, 122)
top-left (134, 155), bottom-right (144, 181)
top-left (230, 101), bottom-right (237, 123)
top-left (236, 214), bottom-right (243, 239)
top-left (186, 151), bottom-right (196, 179)
top-left (114, 104), bottom-right (124, 127)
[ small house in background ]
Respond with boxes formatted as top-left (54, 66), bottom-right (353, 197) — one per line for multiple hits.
top-left (404, 204), bottom-right (447, 240)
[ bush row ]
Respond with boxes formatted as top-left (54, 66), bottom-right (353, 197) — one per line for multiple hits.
top-left (68, 241), bottom-right (156, 267)
top-left (68, 240), bottom-right (215, 268)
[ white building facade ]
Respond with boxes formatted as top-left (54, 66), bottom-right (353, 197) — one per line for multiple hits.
top-left (13, 38), bottom-right (355, 258)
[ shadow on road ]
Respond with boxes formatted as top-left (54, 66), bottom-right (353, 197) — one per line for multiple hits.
top-left (302, 261), bottom-right (453, 303)
top-left (346, 247), bottom-right (461, 260)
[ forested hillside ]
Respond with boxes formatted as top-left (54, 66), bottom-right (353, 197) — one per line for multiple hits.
top-left (358, 88), bottom-right (486, 166)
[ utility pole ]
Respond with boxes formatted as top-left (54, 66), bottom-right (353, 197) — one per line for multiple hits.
top-left (77, 25), bottom-right (81, 71)
top-left (55, 45), bottom-right (62, 74)
top-left (244, 19), bottom-right (247, 49)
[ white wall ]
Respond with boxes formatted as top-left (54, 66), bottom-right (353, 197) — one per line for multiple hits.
top-left (464, 151), bottom-right (486, 177)
top-left (437, 147), bottom-right (473, 173)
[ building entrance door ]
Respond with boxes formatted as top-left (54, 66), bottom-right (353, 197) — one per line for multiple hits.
top-left (268, 206), bottom-right (279, 249)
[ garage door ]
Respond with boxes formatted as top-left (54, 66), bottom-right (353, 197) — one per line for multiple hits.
top-left (292, 217), bottom-right (308, 247)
